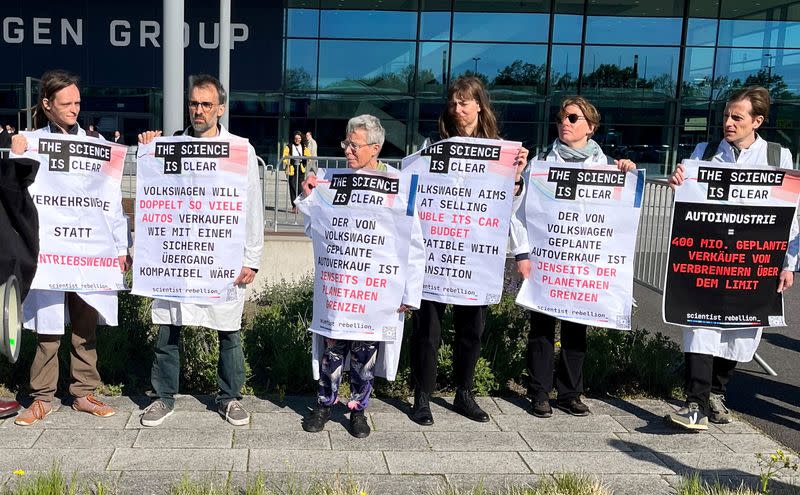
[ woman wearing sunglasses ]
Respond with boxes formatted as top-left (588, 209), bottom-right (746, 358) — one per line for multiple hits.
top-left (510, 96), bottom-right (635, 418)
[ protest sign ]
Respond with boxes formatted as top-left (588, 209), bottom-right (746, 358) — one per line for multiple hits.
top-left (297, 167), bottom-right (418, 341)
top-left (402, 136), bottom-right (519, 305)
top-left (24, 133), bottom-right (127, 292)
top-left (515, 161), bottom-right (645, 330)
top-left (663, 159), bottom-right (800, 328)
top-left (132, 136), bottom-right (249, 304)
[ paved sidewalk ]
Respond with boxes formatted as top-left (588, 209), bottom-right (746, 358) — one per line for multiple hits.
top-left (1, 395), bottom-right (798, 494)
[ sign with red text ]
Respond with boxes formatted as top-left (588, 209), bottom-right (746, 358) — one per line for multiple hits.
top-left (402, 136), bottom-right (519, 305)
top-left (132, 136), bottom-right (249, 304)
top-left (516, 161), bottom-right (645, 330)
top-left (663, 160), bottom-right (800, 328)
top-left (297, 168), bottom-right (416, 341)
top-left (23, 133), bottom-right (128, 291)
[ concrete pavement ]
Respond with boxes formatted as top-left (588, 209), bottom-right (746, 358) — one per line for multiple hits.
top-left (1, 394), bottom-right (799, 494)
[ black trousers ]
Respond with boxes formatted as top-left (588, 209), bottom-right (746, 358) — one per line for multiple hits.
top-left (287, 172), bottom-right (301, 205)
top-left (410, 300), bottom-right (488, 394)
top-left (527, 311), bottom-right (587, 402)
top-left (685, 352), bottom-right (737, 410)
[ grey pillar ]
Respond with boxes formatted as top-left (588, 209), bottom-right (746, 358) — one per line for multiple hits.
top-left (163, 0), bottom-right (185, 134)
top-left (219, 0), bottom-right (231, 129)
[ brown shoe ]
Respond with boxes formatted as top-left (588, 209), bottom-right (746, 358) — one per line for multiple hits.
top-left (14, 400), bottom-right (52, 426)
top-left (72, 394), bottom-right (115, 417)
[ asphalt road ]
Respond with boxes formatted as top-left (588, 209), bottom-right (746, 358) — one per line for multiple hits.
top-left (632, 282), bottom-right (800, 453)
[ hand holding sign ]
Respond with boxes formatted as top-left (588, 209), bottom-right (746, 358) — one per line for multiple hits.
top-left (11, 134), bottom-right (27, 154)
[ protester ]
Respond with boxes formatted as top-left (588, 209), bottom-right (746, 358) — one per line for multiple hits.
top-left (137, 74), bottom-right (264, 427)
top-left (409, 76), bottom-right (528, 425)
top-left (510, 96), bottom-right (636, 418)
top-left (282, 131), bottom-right (310, 212)
top-left (298, 114), bottom-right (425, 438)
top-left (667, 86), bottom-right (797, 430)
top-left (10, 70), bottom-right (130, 426)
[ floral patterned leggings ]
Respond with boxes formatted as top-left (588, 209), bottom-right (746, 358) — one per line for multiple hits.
top-left (318, 339), bottom-right (378, 411)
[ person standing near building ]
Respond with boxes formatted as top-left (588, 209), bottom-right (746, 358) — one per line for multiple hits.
top-left (409, 76), bottom-right (528, 425)
top-left (86, 124), bottom-right (100, 138)
top-left (137, 74), bottom-right (264, 427)
top-left (667, 86), bottom-right (797, 430)
top-left (282, 131), bottom-right (309, 212)
top-left (11, 70), bottom-right (131, 426)
top-left (305, 130), bottom-right (318, 178)
top-left (510, 96), bottom-right (636, 418)
top-left (112, 130), bottom-right (125, 145)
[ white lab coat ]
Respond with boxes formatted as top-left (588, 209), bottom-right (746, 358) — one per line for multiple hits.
top-left (683, 136), bottom-right (797, 362)
top-left (301, 163), bottom-right (426, 380)
top-left (151, 125), bottom-right (264, 331)
top-left (20, 125), bottom-right (130, 335)
top-left (509, 141), bottom-right (612, 258)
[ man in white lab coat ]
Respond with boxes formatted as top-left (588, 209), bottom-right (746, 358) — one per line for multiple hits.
top-left (667, 86), bottom-right (797, 430)
top-left (137, 74), bottom-right (264, 427)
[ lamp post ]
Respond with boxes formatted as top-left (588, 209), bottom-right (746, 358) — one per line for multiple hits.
top-left (764, 53), bottom-right (774, 82)
top-left (472, 57), bottom-right (481, 74)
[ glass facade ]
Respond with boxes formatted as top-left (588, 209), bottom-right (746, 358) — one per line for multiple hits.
top-left (3, 0), bottom-right (800, 174)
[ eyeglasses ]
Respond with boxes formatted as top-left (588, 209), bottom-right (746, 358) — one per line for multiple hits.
top-left (340, 140), bottom-right (375, 153)
top-left (559, 113), bottom-right (586, 124)
top-left (188, 100), bottom-right (216, 111)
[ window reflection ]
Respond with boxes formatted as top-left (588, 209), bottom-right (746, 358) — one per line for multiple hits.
top-left (551, 45), bottom-right (581, 92)
top-left (553, 14), bottom-right (583, 44)
top-left (286, 39), bottom-right (318, 91)
top-left (320, 10), bottom-right (417, 39)
top-left (687, 18), bottom-right (718, 46)
top-left (421, 11), bottom-right (451, 40)
top-left (682, 48), bottom-right (716, 99)
top-left (585, 16), bottom-right (682, 45)
top-left (718, 20), bottom-right (800, 49)
top-left (287, 8), bottom-right (319, 38)
top-left (418, 42), bottom-right (449, 94)
top-left (450, 43), bottom-right (549, 94)
top-left (713, 48), bottom-right (800, 99)
top-left (453, 12), bottom-right (549, 42)
top-left (582, 46), bottom-right (679, 98)
top-left (318, 40), bottom-right (415, 92)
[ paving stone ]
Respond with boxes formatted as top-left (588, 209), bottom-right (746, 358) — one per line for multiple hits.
top-left (654, 452), bottom-right (762, 476)
top-left (587, 398), bottom-right (678, 417)
top-left (337, 474), bottom-right (447, 495)
top-left (520, 451), bottom-right (674, 475)
top-left (598, 474), bottom-right (674, 495)
top-left (170, 395), bottom-right (219, 411)
top-left (362, 397), bottom-right (411, 414)
top-left (710, 433), bottom-right (786, 454)
top-left (250, 411), bottom-right (351, 432)
top-left (426, 396), bottom-right (502, 415)
top-left (331, 431), bottom-right (428, 451)
top-left (116, 471), bottom-right (230, 495)
top-left (424, 431), bottom-right (529, 451)
top-left (125, 410), bottom-right (240, 430)
top-left (385, 451), bottom-right (530, 474)
top-left (238, 395), bottom-right (312, 413)
top-left (710, 420), bottom-right (762, 434)
top-left (520, 432), bottom-right (630, 452)
top-left (0, 428), bottom-right (42, 448)
top-left (92, 395), bottom-right (150, 411)
top-left (235, 430), bottom-right (331, 450)
top-left (494, 414), bottom-right (626, 433)
top-left (134, 428), bottom-right (233, 448)
top-left (35, 429), bottom-right (137, 448)
top-left (617, 431), bottom-right (732, 453)
top-left (614, 413), bottom-right (686, 433)
top-left (109, 448), bottom-right (247, 471)
top-left (248, 449), bottom-right (389, 473)
top-left (492, 396), bottom-right (530, 415)
top-left (445, 473), bottom-right (542, 491)
top-left (0, 448), bottom-right (114, 471)
top-left (371, 411), bottom-right (500, 432)
top-left (16, 410), bottom-right (131, 429)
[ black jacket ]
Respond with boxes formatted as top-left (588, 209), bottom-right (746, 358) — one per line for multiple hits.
top-left (0, 157), bottom-right (40, 298)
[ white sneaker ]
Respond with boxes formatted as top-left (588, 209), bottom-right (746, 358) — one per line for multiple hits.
top-left (667, 402), bottom-right (708, 431)
top-left (140, 400), bottom-right (174, 427)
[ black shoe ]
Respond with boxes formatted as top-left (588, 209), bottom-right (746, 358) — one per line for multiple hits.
top-left (302, 405), bottom-right (331, 432)
top-left (349, 409), bottom-right (371, 438)
top-left (530, 399), bottom-right (553, 418)
top-left (453, 388), bottom-right (490, 423)
top-left (410, 389), bottom-right (434, 426)
top-left (555, 397), bottom-right (590, 416)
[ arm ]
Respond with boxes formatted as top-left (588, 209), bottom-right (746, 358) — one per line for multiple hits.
top-left (510, 159), bottom-right (531, 278)
top-left (236, 144), bottom-right (265, 284)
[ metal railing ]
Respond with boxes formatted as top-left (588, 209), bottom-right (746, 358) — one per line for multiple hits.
top-left (633, 178), bottom-right (778, 376)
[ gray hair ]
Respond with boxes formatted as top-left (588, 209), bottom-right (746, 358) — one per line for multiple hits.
top-left (189, 73), bottom-right (227, 105)
top-left (346, 114), bottom-right (385, 148)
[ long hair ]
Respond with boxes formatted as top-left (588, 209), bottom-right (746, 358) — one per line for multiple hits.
top-left (33, 70), bottom-right (80, 130)
top-left (438, 76), bottom-right (500, 139)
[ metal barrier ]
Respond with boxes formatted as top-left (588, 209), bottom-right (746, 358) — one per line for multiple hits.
top-left (634, 178), bottom-right (778, 376)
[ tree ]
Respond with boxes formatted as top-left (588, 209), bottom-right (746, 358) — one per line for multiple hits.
top-left (285, 68), bottom-right (312, 90)
top-left (744, 68), bottom-right (792, 99)
top-left (492, 59), bottom-right (546, 92)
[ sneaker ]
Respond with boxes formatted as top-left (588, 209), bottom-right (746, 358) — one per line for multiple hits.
top-left (349, 410), bottom-right (371, 438)
top-left (14, 400), bottom-right (52, 426)
top-left (410, 389), bottom-right (434, 426)
top-left (219, 400), bottom-right (250, 426)
top-left (453, 388), bottom-right (490, 423)
top-left (302, 405), bottom-right (331, 433)
top-left (667, 402), bottom-right (709, 431)
top-left (555, 397), bottom-right (590, 416)
top-left (140, 400), bottom-right (174, 427)
top-left (72, 394), bottom-right (115, 417)
top-left (708, 393), bottom-right (733, 424)
top-left (530, 399), bottom-right (553, 418)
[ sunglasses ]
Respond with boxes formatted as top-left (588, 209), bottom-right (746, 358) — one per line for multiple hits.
top-left (559, 113), bottom-right (586, 124)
